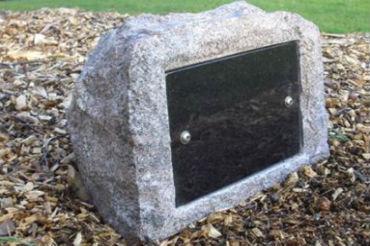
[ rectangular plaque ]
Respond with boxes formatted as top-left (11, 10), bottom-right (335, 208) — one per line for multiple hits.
top-left (166, 41), bottom-right (302, 206)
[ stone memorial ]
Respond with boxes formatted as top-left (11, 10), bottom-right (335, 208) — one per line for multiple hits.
top-left (67, 1), bottom-right (329, 241)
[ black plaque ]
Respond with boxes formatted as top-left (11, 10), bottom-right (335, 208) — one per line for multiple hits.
top-left (166, 41), bottom-right (302, 206)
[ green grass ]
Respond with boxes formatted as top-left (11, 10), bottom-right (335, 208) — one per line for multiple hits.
top-left (0, 0), bottom-right (369, 33)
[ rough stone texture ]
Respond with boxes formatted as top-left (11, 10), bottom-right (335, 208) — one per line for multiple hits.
top-left (67, 1), bottom-right (329, 241)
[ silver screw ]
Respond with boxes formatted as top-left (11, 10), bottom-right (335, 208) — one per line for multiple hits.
top-left (285, 96), bottom-right (294, 107)
top-left (180, 130), bottom-right (191, 145)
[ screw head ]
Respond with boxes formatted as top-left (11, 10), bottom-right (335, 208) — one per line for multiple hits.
top-left (285, 96), bottom-right (294, 107)
top-left (180, 130), bottom-right (191, 145)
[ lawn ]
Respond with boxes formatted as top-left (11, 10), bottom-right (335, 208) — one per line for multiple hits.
top-left (0, 0), bottom-right (369, 33)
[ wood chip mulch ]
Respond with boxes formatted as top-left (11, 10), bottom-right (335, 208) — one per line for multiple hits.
top-left (0, 9), bottom-right (369, 246)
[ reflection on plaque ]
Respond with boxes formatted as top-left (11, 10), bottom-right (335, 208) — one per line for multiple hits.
top-left (166, 41), bottom-right (302, 206)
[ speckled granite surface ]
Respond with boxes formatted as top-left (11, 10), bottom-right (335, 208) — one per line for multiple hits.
top-left (67, 1), bottom-right (329, 241)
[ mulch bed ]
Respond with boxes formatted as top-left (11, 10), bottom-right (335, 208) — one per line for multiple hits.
top-left (0, 9), bottom-right (369, 246)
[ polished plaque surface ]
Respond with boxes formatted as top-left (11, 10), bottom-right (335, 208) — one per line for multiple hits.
top-left (166, 41), bottom-right (302, 206)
